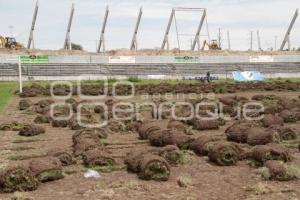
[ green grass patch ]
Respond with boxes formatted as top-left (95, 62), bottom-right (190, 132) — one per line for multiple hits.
top-left (0, 82), bottom-right (17, 112)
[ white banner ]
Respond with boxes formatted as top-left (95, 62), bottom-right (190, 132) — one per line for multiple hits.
top-left (108, 56), bottom-right (136, 64)
top-left (249, 56), bottom-right (274, 63)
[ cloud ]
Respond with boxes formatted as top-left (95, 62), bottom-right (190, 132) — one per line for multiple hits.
top-left (0, 0), bottom-right (299, 51)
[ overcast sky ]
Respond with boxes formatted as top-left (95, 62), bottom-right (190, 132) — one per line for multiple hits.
top-left (0, 0), bottom-right (299, 51)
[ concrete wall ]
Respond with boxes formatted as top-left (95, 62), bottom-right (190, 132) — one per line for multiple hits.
top-left (1, 54), bottom-right (300, 64)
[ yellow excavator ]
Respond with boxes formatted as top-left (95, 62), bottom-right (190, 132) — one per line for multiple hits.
top-left (0, 36), bottom-right (24, 49)
top-left (201, 40), bottom-right (221, 50)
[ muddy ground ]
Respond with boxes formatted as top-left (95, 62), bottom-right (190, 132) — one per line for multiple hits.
top-left (0, 91), bottom-right (299, 200)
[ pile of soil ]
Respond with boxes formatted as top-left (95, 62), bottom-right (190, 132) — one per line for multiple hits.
top-left (246, 127), bottom-right (280, 146)
top-left (261, 114), bottom-right (284, 127)
top-left (29, 157), bottom-right (63, 183)
top-left (252, 143), bottom-right (292, 165)
top-left (0, 122), bottom-right (24, 131)
top-left (125, 152), bottom-right (170, 181)
top-left (82, 148), bottom-right (116, 168)
top-left (189, 118), bottom-right (220, 131)
top-left (263, 160), bottom-right (299, 181)
top-left (208, 141), bottom-right (241, 166)
top-left (0, 166), bottom-right (39, 193)
top-left (149, 129), bottom-right (194, 149)
top-left (19, 124), bottom-right (45, 137)
top-left (190, 135), bottom-right (220, 156)
top-left (270, 125), bottom-right (298, 140)
top-left (19, 99), bottom-right (32, 110)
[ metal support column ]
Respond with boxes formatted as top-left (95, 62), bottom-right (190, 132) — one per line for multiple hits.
top-left (97, 6), bottom-right (109, 53)
top-left (191, 9), bottom-right (206, 51)
top-left (161, 9), bottom-right (175, 50)
top-left (130, 7), bottom-right (143, 51)
top-left (27, 1), bottom-right (39, 49)
top-left (63, 3), bottom-right (75, 50)
top-left (280, 9), bottom-right (298, 51)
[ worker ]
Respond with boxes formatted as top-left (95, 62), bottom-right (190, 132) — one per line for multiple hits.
top-left (206, 72), bottom-right (211, 83)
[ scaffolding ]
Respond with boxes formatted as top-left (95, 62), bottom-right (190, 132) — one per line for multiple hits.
top-left (161, 7), bottom-right (209, 51)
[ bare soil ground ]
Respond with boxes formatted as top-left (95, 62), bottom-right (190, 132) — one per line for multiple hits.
top-left (0, 91), bottom-right (299, 200)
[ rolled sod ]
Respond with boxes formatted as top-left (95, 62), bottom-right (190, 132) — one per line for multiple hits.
top-left (261, 114), bottom-right (284, 127)
top-left (190, 119), bottom-right (219, 131)
top-left (208, 141), bottom-right (241, 166)
top-left (279, 110), bottom-right (298, 123)
top-left (246, 127), bottom-right (280, 146)
top-left (29, 157), bottom-right (63, 183)
top-left (167, 120), bottom-right (188, 133)
top-left (138, 155), bottom-right (171, 181)
top-left (0, 166), bottom-right (38, 193)
top-left (34, 115), bottom-right (51, 124)
top-left (149, 129), bottom-right (193, 149)
top-left (82, 148), bottom-right (116, 168)
top-left (19, 124), bottom-right (45, 137)
top-left (225, 122), bottom-right (254, 143)
top-left (190, 135), bottom-right (220, 156)
top-left (158, 145), bottom-right (183, 166)
top-left (48, 150), bottom-right (75, 166)
top-left (270, 125), bottom-right (298, 141)
top-left (138, 121), bottom-right (163, 140)
top-left (261, 160), bottom-right (300, 181)
top-left (252, 143), bottom-right (292, 165)
top-left (19, 99), bottom-right (32, 110)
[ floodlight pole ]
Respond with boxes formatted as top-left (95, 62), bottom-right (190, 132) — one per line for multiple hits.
top-left (161, 9), bottom-right (175, 50)
top-left (191, 9), bottom-right (206, 51)
top-left (227, 31), bottom-right (231, 50)
top-left (64, 3), bottom-right (75, 50)
top-left (97, 5), bottom-right (109, 53)
top-left (280, 9), bottom-right (298, 51)
top-left (27, 1), bottom-right (39, 49)
top-left (130, 7), bottom-right (143, 51)
top-left (18, 56), bottom-right (23, 93)
top-left (257, 30), bottom-right (262, 51)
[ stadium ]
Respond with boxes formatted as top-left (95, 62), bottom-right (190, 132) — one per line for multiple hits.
top-left (0, 0), bottom-right (300, 199)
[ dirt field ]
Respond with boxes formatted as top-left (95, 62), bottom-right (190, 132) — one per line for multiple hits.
top-left (1, 48), bottom-right (300, 56)
top-left (0, 85), bottom-right (299, 200)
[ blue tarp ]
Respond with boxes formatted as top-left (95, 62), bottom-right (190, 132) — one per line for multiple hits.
top-left (232, 71), bottom-right (265, 82)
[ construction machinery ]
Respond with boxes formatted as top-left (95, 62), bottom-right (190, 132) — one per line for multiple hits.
top-left (0, 36), bottom-right (24, 49)
top-left (201, 40), bottom-right (221, 50)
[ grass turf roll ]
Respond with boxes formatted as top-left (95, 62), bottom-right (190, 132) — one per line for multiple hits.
top-left (190, 135), bottom-right (220, 156)
top-left (246, 127), bottom-right (280, 146)
top-left (208, 141), bottom-right (241, 166)
top-left (158, 145), bottom-right (183, 166)
top-left (251, 144), bottom-right (292, 165)
top-left (18, 124), bottom-right (45, 137)
top-left (29, 157), bottom-right (63, 183)
top-left (138, 155), bottom-right (170, 181)
top-left (260, 160), bottom-right (300, 181)
top-left (82, 148), bottom-right (116, 168)
top-left (0, 166), bottom-right (38, 193)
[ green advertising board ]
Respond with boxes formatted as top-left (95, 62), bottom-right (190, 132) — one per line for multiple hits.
top-left (20, 55), bottom-right (49, 64)
top-left (174, 56), bottom-right (200, 63)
